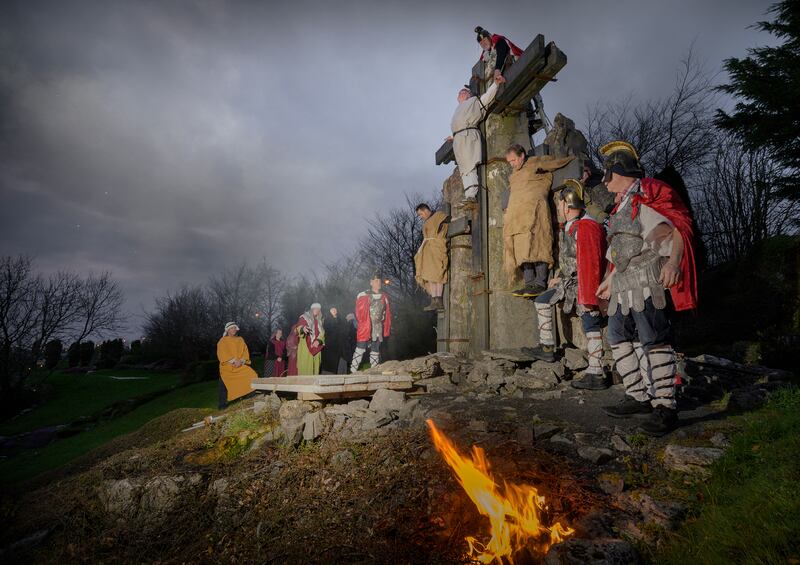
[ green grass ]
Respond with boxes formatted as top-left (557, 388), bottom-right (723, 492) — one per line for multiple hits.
top-left (0, 380), bottom-right (218, 484)
top-left (0, 368), bottom-right (183, 436)
top-left (653, 387), bottom-right (800, 565)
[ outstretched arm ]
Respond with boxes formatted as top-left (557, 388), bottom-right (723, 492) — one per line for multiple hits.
top-left (479, 80), bottom-right (499, 107)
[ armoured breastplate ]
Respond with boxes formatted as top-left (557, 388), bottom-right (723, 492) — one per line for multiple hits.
top-left (369, 294), bottom-right (385, 342)
top-left (559, 228), bottom-right (578, 278)
top-left (608, 198), bottom-right (667, 314)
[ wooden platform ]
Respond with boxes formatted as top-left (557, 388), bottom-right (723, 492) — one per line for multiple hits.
top-left (251, 374), bottom-right (414, 400)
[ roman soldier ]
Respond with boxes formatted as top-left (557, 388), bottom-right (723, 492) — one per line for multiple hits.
top-left (597, 141), bottom-right (698, 436)
top-left (523, 180), bottom-right (608, 390)
top-left (350, 272), bottom-right (392, 372)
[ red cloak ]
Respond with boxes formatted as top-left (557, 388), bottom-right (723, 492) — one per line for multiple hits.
top-left (354, 291), bottom-right (392, 343)
top-left (480, 34), bottom-right (524, 61)
top-left (630, 178), bottom-right (698, 311)
top-left (569, 217), bottom-right (606, 307)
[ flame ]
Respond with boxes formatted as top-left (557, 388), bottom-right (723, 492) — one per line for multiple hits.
top-left (427, 419), bottom-right (573, 563)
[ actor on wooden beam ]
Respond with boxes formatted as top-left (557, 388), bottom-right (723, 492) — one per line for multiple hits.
top-left (414, 203), bottom-right (450, 312)
top-left (473, 26), bottom-right (523, 88)
top-left (350, 273), bottom-right (392, 372)
top-left (448, 76), bottom-right (501, 205)
top-left (216, 322), bottom-right (258, 409)
top-left (296, 303), bottom-right (325, 376)
top-left (523, 180), bottom-right (608, 389)
top-left (321, 307), bottom-right (348, 374)
top-left (596, 141), bottom-right (698, 436)
top-left (504, 144), bottom-right (573, 298)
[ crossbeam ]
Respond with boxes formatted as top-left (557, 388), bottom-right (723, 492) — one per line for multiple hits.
top-left (251, 374), bottom-right (414, 399)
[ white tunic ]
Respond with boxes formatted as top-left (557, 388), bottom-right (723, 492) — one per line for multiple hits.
top-left (451, 82), bottom-right (499, 187)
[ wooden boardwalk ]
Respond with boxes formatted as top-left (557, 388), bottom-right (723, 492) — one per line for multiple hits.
top-left (251, 374), bottom-right (414, 400)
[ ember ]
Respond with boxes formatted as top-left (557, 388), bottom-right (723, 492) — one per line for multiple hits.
top-left (427, 419), bottom-right (573, 563)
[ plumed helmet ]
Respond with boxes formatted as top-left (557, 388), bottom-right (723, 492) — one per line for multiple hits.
top-left (475, 26), bottom-right (491, 42)
top-left (555, 178), bottom-right (586, 210)
top-left (600, 140), bottom-right (644, 180)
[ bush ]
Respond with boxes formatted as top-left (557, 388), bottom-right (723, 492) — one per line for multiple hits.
top-left (67, 342), bottom-right (80, 368)
top-left (98, 339), bottom-right (124, 369)
top-left (183, 359), bottom-right (219, 385)
top-left (78, 341), bottom-right (95, 367)
top-left (43, 340), bottom-right (63, 370)
top-left (129, 340), bottom-right (142, 356)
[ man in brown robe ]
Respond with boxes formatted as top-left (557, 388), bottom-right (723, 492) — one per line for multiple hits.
top-left (414, 203), bottom-right (449, 311)
top-left (503, 144), bottom-right (573, 297)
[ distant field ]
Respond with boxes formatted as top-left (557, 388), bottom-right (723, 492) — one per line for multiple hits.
top-left (0, 362), bottom-right (249, 484)
top-left (0, 369), bottom-right (184, 437)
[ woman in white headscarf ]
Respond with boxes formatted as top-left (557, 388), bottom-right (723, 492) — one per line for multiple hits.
top-left (295, 303), bottom-right (325, 375)
top-left (216, 322), bottom-right (257, 408)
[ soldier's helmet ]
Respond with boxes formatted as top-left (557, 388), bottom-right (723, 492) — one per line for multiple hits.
top-left (555, 178), bottom-right (586, 210)
top-left (600, 140), bottom-right (644, 181)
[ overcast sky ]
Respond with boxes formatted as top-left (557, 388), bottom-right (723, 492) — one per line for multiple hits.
top-left (0, 0), bottom-right (772, 337)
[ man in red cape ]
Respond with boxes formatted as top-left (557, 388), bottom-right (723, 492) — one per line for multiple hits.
top-left (596, 141), bottom-right (698, 436)
top-left (474, 26), bottom-right (524, 86)
top-left (524, 179), bottom-right (608, 391)
top-left (349, 272), bottom-right (392, 372)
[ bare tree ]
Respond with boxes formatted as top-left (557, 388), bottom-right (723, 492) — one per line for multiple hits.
top-left (72, 272), bottom-right (125, 344)
top-left (695, 135), bottom-right (797, 264)
top-left (0, 255), bottom-right (40, 395)
top-left (32, 271), bottom-right (82, 356)
top-left (253, 260), bottom-right (287, 333)
top-left (143, 285), bottom-right (216, 364)
top-left (585, 46), bottom-right (718, 179)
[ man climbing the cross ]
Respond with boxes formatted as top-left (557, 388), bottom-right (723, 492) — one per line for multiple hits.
top-left (414, 203), bottom-right (450, 312)
top-left (473, 26), bottom-right (523, 89)
top-left (448, 76), bottom-right (501, 205)
top-left (503, 144), bottom-right (573, 297)
top-left (597, 141), bottom-right (698, 436)
top-left (523, 179), bottom-right (608, 390)
top-left (350, 272), bottom-right (392, 372)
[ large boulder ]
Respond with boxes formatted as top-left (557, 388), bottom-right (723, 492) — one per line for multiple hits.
top-left (369, 389), bottom-right (407, 413)
top-left (302, 411), bottom-right (330, 441)
top-left (663, 445), bottom-right (725, 475)
top-left (278, 400), bottom-right (313, 446)
top-left (544, 538), bottom-right (640, 565)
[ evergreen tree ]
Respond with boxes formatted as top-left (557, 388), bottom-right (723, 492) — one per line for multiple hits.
top-left (715, 0), bottom-right (800, 200)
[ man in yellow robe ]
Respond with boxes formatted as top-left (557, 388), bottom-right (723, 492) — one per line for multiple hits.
top-left (216, 321), bottom-right (257, 409)
top-left (414, 203), bottom-right (449, 311)
top-left (503, 144), bottom-right (573, 297)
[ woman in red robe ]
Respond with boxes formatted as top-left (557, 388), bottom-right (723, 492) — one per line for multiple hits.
top-left (265, 329), bottom-right (287, 377)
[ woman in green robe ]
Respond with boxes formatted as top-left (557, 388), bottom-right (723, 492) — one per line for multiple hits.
top-left (296, 303), bottom-right (325, 375)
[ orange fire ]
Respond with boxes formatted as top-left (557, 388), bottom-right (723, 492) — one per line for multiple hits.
top-left (427, 419), bottom-right (573, 563)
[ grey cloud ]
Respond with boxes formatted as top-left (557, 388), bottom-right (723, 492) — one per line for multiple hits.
top-left (0, 0), bottom-right (772, 337)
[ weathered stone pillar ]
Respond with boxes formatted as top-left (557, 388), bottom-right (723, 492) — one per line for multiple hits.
top-left (442, 168), bottom-right (472, 356)
top-left (484, 112), bottom-right (536, 350)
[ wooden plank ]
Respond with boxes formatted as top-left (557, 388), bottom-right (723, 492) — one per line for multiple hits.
top-left (436, 139), bottom-right (454, 165)
top-left (299, 391), bottom-right (375, 401)
top-left (252, 379), bottom-right (413, 393)
top-left (484, 35), bottom-right (546, 115)
top-left (492, 42), bottom-right (566, 115)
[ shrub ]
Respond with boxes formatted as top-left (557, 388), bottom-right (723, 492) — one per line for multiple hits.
top-left (43, 340), bottom-right (63, 370)
top-left (67, 342), bottom-right (81, 368)
top-left (78, 341), bottom-right (95, 367)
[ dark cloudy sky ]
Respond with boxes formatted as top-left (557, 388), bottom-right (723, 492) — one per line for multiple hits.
top-left (0, 0), bottom-right (772, 337)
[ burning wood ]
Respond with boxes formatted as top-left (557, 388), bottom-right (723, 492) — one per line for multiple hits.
top-left (427, 419), bottom-right (573, 563)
